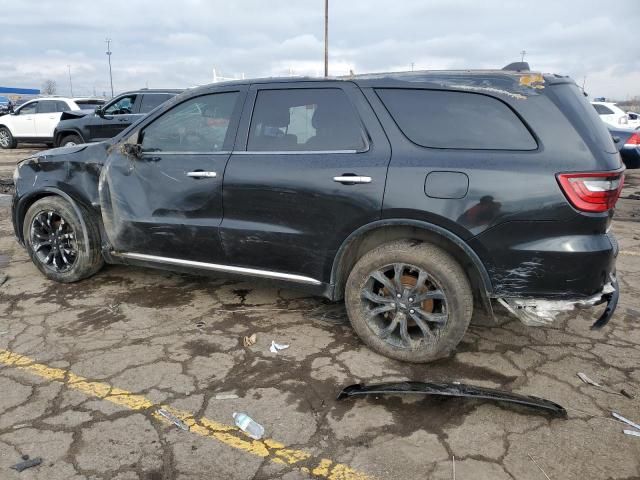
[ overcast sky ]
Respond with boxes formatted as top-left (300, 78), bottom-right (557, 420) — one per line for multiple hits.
top-left (0, 0), bottom-right (638, 99)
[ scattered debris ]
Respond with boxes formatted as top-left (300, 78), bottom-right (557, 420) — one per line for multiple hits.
top-left (624, 430), bottom-right (640, 438)
top-left (337, 382), bottom-right (567, 417)
top-left (269, 340), bottom-right (289, 353)
top-left (157, 409), bottom-right (190, 431)
top-left (621, 389), bottom-right (635, 400)
top-left (452, 455), bottom-right (456, 480)
top-left (528, 454), bottom-right (551, 480)
top-left (106, 303), bottom-right (120, 314)
top-left (195, 321), bottom-right (205, 329)
top-left (215, 393), bottom-right (239, 400)
top-left (577, 372), bottom-right (602, 387)
top-left (0, 274), bottom-right (7, 287)
top-left (243, 333), bottom-right (257, 347)
top-left (233, 412), bottom-right (264, 440)
top-left (612, 412), bottom-right (640, 431)
top-left (10, 457), bottom-right (42, 472)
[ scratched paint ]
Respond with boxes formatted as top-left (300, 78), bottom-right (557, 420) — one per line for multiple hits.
top-left (0, 348), bottom-right (374, 480)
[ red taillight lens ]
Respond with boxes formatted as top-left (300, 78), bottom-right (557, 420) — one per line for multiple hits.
top-left (626, 132), bottom-right (640, 146)
top-left (557, 171), bottom-right (625, 213)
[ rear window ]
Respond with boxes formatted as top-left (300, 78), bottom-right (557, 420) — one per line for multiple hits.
top-left (593, 104), bottom-right (614, 115)
top-left (376, 89), bottom-right (537, 150)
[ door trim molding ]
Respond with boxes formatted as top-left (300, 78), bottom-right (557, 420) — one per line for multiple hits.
top-left (113, 252), bottom-right (322, 285)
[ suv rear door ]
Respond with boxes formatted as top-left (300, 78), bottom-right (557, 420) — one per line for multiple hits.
top-left (220, 81), bottom-right (391, 283)
top-left (35, 100), bottom-right (64, 138)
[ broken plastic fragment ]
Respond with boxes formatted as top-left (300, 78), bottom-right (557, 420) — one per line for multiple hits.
top-left (270, 340), bottom-right (289, 353)
top-left (10, 457), bottom-right (42, 472)
top-left (243, 333), bottom-right (257, 347)
top-left (157, 409), bottom-right (190, 431)
top-left (577, 372), bottom-right (602, 387)
top-left (612, 412), bottom-right (640, 431)
top-left (215, 393), bottom-right (240, 400)
top-left (623, 429), bottom-right (640, 438)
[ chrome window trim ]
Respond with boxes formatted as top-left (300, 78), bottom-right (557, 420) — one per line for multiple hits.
top-left (114, 252), bottom-right (322, 285)
top-left (234, 149), bottom-right (362, 155)
top-left (141, 151), bottom-right (231, 155)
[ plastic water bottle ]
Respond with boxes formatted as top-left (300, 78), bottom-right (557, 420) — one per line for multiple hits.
top-left (233, 412), bottom-right (264, 440)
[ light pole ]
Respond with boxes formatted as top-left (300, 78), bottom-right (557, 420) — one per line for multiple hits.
top-left (520, 50), bottom-right (527, 62)
top-left (324, 0), bottom-right (328, 77)
top-left (67, 64), bottom-right (74, 97)
top-left (106, 38), bottom-right (114, 97)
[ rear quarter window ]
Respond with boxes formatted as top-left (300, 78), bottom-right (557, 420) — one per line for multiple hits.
top-left (376, 88), bottom-right (537, 150)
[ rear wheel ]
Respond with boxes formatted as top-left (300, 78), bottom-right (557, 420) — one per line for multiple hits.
top-left (345, 240), bottom-right (473, 363)
top-left (0, 127), bottom-right (17, 149)
top-left (23, 197), bottom-right (104, 283)
top-left (60, 134), bottom-right (82, 147)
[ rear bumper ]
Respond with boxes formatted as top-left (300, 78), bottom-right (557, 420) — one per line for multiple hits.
top-left (498, 275), bottom-right (618, 328)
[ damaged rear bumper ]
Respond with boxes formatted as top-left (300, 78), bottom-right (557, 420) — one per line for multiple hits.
top-left (498, 276), bottom-right (618, 329)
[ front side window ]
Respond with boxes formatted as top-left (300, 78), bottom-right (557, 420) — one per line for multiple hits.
top-left (104, 94), bottom-right (137, 115)
top-left (248, 88), bottom-right (366, 152)
top-left (141, 92), bottom-right (238, 153)
top-left (18, 102), bottom-right (38, 115)
top-left (377, 89), bottom-right (537, 150)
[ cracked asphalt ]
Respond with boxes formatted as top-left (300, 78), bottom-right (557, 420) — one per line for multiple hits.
top-left (0, 148), bottom-right (639, 479)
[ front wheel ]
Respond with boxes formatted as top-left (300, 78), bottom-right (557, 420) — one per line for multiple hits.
top-left (60, 134), bottom-right (82, 147)
top-left (345, 240), bottom-right (473, 363)
top-left (0, 126), bottom-right (17, 149)
top-left (23, 197), bottom-right (104, 283)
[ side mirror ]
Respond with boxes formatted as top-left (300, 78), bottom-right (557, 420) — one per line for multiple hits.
top-left (95, 106), bottom-right (104, 117)
top-left (121, 143), bottom-right (142, 158)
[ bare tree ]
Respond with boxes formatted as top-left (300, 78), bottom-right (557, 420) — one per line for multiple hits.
top-left (41, 79), bottom-right (57, 95)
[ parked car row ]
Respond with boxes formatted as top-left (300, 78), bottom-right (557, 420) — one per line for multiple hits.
top-left (0, 90), bottom-right (181, 149)
top-left (592, 100), bottom-right (640, 129)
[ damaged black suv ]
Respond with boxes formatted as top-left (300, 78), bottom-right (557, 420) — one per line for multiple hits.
top-left (11, 65), bottom-right (623, 362)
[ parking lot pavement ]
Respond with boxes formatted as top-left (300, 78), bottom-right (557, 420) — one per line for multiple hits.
top-left (0, 148), bottom-right (639, 479)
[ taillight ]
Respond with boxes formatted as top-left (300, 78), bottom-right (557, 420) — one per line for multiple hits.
top-left (625, 132), bottom-right (640, 146)
top-left (557, 171), bottom-right (625, 213)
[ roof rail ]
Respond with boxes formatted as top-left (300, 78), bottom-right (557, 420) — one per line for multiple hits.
top-left (502, 62), bottom-right (530, 72)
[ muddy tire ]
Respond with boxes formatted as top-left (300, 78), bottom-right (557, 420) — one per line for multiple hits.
top-left (0, 126), bottom-right (17, 149)
top-left (345, 240), bottom-right (473, 363)
top-left (23, 197), bottom-right (104, 283)
top-left (60, 134), bottom-right (82, 147)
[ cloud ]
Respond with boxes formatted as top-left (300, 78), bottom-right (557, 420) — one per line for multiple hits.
top-left (0, 0), bottom-right (638, 99)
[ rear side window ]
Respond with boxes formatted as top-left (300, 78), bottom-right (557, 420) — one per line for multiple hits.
top-left (593, 104), bottom-right (614, 115)
top-left (139, 94), bottom-right (173, 113)
top-left (376, 89), bottom-right (537, 150)
top-left (248, 88), bottom-right (366, 152)
top-left (56, 101), bottom-right (70, 112)
top-left (37, 100), bottom-right (58, 114)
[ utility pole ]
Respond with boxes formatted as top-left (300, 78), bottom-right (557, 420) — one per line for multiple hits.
top-left (105, 38), bottom-right (114, 98)
top-left (324, 0), bottom-right (328, 77)
top-left (582, 76), bottom-right (587, 92)
top-left (520, 50), bottom-right (526, 62)
top-left (411, 62), bottom-right (415, 72)
top-left (67, 64), bottom-right (74, 97)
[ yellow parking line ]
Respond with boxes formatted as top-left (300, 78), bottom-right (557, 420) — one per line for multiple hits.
top-left (0, 348), bottom-right (373, 480)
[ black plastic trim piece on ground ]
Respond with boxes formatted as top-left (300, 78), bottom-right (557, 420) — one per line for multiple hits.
top-left (337, 381), bottom-right (567, 417)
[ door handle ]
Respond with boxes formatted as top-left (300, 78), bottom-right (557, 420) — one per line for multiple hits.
top-left (186, 171), bottom-right (217, 178)
top-left (333, 175), bottom-right (372, 184)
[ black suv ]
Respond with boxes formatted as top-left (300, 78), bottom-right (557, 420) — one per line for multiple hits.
top-left (11, 68), bottom-right (623, 362)
top-left (53, 89), bottom-right (182, 147)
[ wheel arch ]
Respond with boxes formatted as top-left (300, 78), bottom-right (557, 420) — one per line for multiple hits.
top-left (330, 219), bottom-right (494, 314)
top-left (55, 129), bottom-right (85, 147)
top-left (15, 188), bottom-right (92, 256)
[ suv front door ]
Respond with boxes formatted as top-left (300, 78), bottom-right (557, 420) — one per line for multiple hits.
top-left (99, 87), bottom-right (246, 263)
top-left (92, 94), bottom-right (142, 141)
top-left (220, 82), bottom-right (391, 283)
top-left (11, 101), bottom-right (38, 137)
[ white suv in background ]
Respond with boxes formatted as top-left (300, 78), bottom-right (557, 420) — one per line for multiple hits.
top-left (0, 97), bottom-right (93, 149)
top-left (592, 101), bottom-right (640, 129)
